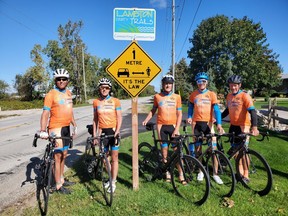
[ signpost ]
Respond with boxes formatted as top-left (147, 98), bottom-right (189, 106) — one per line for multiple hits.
top-left (109, 8), bottom-right (160, 191)
top-left (113, 8), bottom-right (156, 41)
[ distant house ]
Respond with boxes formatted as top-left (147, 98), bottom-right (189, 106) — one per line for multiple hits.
top-left (277, 74), bottom-right (288, 94)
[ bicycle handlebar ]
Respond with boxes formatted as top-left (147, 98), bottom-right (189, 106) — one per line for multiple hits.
top-left (87, 134), bottom-right (121, 145)
top-left (217, 131), bottom-right (269, 142)
top-left (32, 133), bottom-right (73, 147)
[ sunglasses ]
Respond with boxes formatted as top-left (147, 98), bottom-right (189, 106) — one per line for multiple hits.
top-left (56, 78), bottom-right (68, 82)
top-left (196, 79), bottom-right (207, 84)
top-left (100, 86), bottom-right (111, 90)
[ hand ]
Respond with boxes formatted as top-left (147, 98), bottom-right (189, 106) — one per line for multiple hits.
top-left (39, 131), bottom-right (48, 139)
top-left (186, 118), bottom-right (192, 124)
top-left (217, 125), bottom-right (225, 134)
top-left (142, 120), bottom-right (147, 126)
top-left (251, 127), bottom-right (259, 136)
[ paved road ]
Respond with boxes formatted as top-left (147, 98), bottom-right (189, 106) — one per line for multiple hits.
top-left (0, 96), bottom-right (153, 212)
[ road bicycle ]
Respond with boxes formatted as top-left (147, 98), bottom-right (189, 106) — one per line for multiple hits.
top-left (181, 122), bottom-right (236, 198)
top-left (85, 125), bottom-right (121, 206)
top-left (217, 131), bottom-right (272, 196)
top-left (138, 122), bottom-right (210, 205)
top-left (33, 133), bottom-right (72, 216)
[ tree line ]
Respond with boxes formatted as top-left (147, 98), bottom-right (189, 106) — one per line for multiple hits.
top-left (0, 15), bottom-right (283, 101)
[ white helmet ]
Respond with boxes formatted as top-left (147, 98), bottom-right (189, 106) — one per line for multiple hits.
top-left (53, 69), bottom-right (69, 79)
top-left (97, 78), bottom-right (112, 88)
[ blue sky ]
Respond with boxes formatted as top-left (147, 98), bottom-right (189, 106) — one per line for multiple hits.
top-left (0, 0), bottom-right (287, 93)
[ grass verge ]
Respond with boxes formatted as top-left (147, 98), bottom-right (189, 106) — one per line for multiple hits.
top-left (4, 127), bottom-right (288, 216)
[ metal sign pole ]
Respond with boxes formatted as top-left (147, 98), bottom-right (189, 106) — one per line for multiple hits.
top-left (132, 96), bottom-right (139, 190)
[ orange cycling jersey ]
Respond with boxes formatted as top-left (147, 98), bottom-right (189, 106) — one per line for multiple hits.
top-left (153, 92), bottom-right (182, 125)
top-left (93, 96), bottom-right (121, 129)
top-left (43, 88), bottom-right (73, 129)
top-left (226, 90), bottom-right (254, 126)
top-left (189, 89), bottom-right (218, 122)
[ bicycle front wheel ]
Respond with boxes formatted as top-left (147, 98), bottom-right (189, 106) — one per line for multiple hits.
top-left (205, 150), bottom-right (236, 197)
top-left (138, 142), bottom-right (160, 181)
top-left (236, 149), bottom-right (273, 196)
top-left (100, 155), bottom-right (113, 206)
top-left (84, 138), bottom-right (98, 178)
top-left (171, 155), bottom-right (210, 205)
top-left (37, 158), bottom-right (54, 215)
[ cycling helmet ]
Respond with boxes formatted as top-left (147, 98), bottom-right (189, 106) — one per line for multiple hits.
top-left (195, 72), bottom-right (208, 81)
top-left (227, 75), bottom-right (242, 84)
top-left (161, 74), bottom-right (175, 83)
top-left (97, 78), bottom-right (112, 88)
top-left (53, 68), bottom-right (69, 79)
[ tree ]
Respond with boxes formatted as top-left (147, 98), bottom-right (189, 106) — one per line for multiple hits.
top-left (170, 58), bottom-right (192, 100)
top-left (187, 15), bottom-right (282, 95)
top-left (0, 80), bottom-right (9, 99)
top-left (14, 44), bottom-right (48, 100)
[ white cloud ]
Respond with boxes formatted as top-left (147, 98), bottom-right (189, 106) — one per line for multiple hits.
top-left (150, 0), bottom-right (167, 9)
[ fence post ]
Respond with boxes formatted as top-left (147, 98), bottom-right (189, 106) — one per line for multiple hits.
top-left (268, 99), bottom-right (272, 129)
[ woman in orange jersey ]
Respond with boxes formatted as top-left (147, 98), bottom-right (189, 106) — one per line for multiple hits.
top-left (187, 72), bottom-right (224, 184)
top-left (222, 75), bottom-right (259, 183)
top-left (142, 75), bottom-right (183, 183)
top-left (93, 78), bottom-right (122, 193)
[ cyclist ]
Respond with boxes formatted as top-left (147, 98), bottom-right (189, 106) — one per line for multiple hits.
top-left (39, 68), bottom-right (77, 194)
top-left (92, 78), bottom-right (122, 193)
top-left (142, 75), bottom-right (184, 183)
top-left (187, 72), bottom-right (224, 184)
top-left (222, 75), bottom-right (259, 183)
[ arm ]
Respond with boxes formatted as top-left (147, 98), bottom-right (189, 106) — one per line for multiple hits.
top-left (115, 109), bottom-right (122, 136)
top-left (248, 108), bottom-right (259, 136)
top-left (221, 107), bottom-right (229, 119)
top-left (213, 104), bottom-right (224, 133)
top-left (187, 102), bottom-right (194, 124)
top-left (40, 110), bottom-right (49, 132)
top-left (173, 109), bottom-right (182, 136)
top-left (142, 106), bottom-right (157, 125)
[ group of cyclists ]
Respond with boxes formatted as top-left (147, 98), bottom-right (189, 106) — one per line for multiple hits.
top-left (38, 67), bottom-right (258, 194)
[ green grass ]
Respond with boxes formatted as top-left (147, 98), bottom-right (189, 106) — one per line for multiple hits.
top-left (8, 126), bottom-right (287, 216)
top-left (254, 98), bottom-right (288, 110)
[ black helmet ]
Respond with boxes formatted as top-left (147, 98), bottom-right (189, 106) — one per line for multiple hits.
top-left (161, 74), bottom-right (174, 84)
top-left (227, 75), bottom-right (242, 84)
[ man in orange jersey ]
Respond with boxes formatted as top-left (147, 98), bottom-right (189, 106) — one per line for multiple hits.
top-left (222, 75), bottom-right (259, 183)
top-left (142, 75), bottom-right (183, 183)
top-left (187, 72), bottom-right (224, 184)
top-left (93, 78), bottom-right (122, 193)
top-left (39, 68), bottom-right (77, 194)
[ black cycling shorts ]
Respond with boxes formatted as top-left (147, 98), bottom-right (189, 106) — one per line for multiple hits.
top-left (194, 121), bottom-right (211, 136)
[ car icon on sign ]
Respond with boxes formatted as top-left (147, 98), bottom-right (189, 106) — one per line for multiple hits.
top-left (117, 68), bottom-right (129, 77)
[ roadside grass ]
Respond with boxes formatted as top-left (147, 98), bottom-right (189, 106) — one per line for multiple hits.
top-left (254, 98), bottom-right (288, 110)
top-left (17, 126), bottom-right (288, 216)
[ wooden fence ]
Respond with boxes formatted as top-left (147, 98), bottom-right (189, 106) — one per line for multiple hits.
top-left (261, 98), bottom-right (288, 129)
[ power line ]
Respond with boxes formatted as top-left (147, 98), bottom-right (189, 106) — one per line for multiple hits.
top-left (175, 0), bottom-right (186, 37)
top-left (176, 0), bottom-right (203, 62)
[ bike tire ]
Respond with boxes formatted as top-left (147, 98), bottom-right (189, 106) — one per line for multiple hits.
top-left (205, 150), bottom-right (236, 197)
top-left (171, 155), bottom-right (210, 205)
top-left (100, 155), bottom-right (113, 206)
top-left (236, 149), bottom-right (273, 196)
top-left (84, 137), bottom-right (98, 178)
top-left (138, 142), bottom-right (160, 181)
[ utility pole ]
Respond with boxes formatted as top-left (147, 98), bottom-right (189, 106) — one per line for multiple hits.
top-left (82, 47), bottom-right (87, 103)
top-left (172, 0), bottom-right (176, 93)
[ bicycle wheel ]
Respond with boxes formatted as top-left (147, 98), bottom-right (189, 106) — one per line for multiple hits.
top-left (236, 149), bottom-right (273, 196)
top-left (84, 138), bottom-right (98, 178)
top-left (138, 142), bottom-right (160, 181)
top-left (37, 157), bottom-right (54, 215)
top-left (100, 155), bottom-right (113, 206)
top-left (205, 150), bottom-right (236, 197)
top-left (171, 155), bottom-right (210, 205)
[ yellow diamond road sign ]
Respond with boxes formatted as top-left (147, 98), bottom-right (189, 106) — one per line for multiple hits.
top-left (106, 41), bottom-right (161, 97)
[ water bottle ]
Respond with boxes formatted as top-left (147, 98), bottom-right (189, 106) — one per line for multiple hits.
top-left (189, 143), bottom-right (195, 157)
